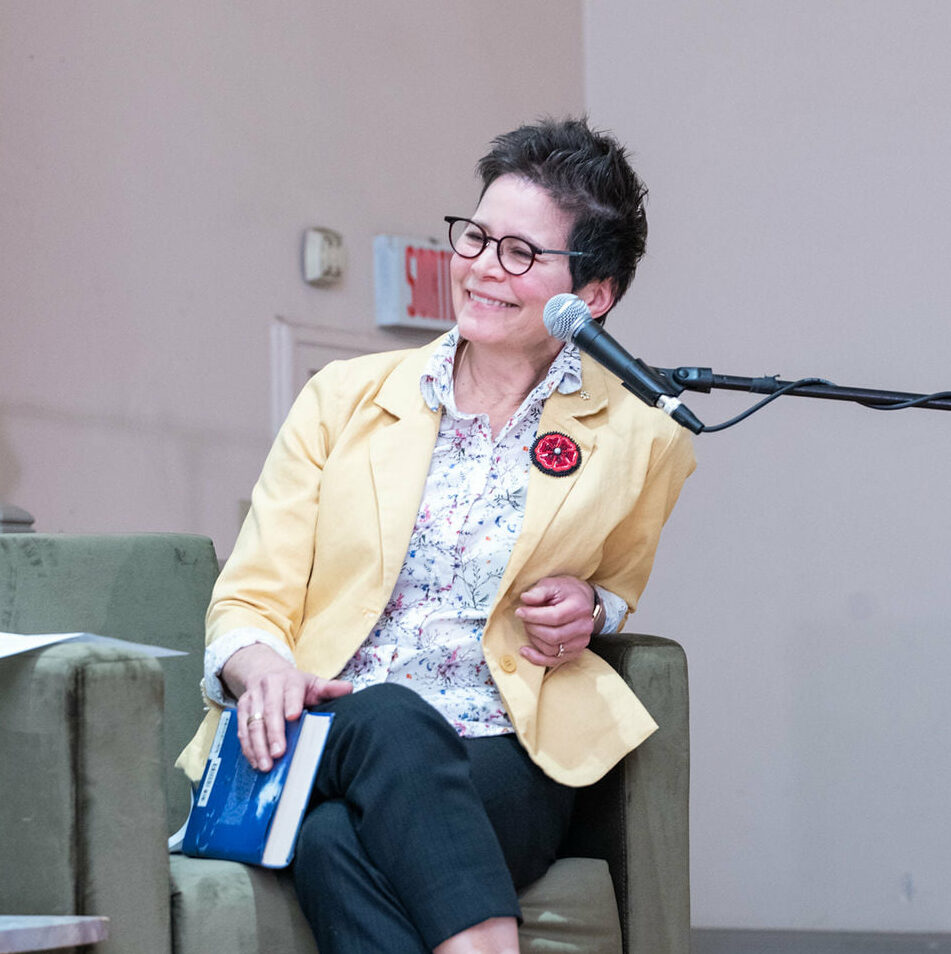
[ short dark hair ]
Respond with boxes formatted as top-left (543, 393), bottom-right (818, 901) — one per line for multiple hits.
top-left (477, 117), bottom-right (648, 313)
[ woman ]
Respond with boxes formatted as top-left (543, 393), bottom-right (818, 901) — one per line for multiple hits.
top-left (178, 117), bottom-right (695, 953)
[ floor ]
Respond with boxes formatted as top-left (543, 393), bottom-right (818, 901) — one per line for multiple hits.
top-left (692, 930), bottom-right (951, 953)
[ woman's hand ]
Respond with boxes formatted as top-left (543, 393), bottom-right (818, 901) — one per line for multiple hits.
top-left (515, 575), bottom-right (596, 669)
top-left (221, 643), bottom-right (352, 771)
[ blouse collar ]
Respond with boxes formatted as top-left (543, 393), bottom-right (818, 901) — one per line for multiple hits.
top-left (420, 326), bottom-right (582, 413)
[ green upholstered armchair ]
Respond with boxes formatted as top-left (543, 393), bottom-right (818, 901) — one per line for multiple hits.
top-left (0, 533), bottom-right (689, 954)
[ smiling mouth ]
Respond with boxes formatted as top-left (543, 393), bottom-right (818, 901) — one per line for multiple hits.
top-left (468, 291), bottom-right (516, 309)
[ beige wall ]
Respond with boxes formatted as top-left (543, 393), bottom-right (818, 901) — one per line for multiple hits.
top-left (587, 0), bottom-right (951, 934)
top-left (0, 1), bottom-right (583, 548)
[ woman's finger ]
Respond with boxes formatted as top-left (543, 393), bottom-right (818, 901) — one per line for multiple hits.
top-left (519, 633), bottom-right (588, 668)
top-left (245, 705), bottom-right (274, 769)
top-left (236, 693), bottom-right (269, 769)
top-left (238, 670), bottom-right (303, 770)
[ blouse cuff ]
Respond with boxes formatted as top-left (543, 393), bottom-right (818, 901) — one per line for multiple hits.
top-left (203, 627), bottom-right (296, 706)
top-left (594, 584), bottom-right (627, 635)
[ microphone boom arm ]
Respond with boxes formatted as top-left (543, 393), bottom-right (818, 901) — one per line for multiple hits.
top-left (651, 366), bottom-right (951, 413)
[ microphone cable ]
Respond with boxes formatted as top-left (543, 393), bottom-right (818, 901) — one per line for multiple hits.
top-left (699, 378), bottom-right (834, 432)
top-left (860, 391), bottom-right (951, 411)
top-left (699, 382), bottom-right (951, 432)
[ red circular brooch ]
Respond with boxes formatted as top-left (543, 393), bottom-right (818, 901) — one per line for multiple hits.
top-left (530, 432), bottom-right (581, 477)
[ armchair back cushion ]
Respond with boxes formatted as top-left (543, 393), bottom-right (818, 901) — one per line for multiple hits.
top-left (0, 533), bottom-right (217, 830)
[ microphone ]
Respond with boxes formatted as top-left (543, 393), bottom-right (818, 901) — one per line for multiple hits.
top-left (543, 293), bottom-right (704, 434)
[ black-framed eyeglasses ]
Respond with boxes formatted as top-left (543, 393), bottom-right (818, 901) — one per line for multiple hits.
top-left (444, 216), bottom-right (589, 277)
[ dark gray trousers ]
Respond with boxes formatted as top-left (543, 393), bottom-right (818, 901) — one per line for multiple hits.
top-left (292, 683), bottom-right (575, 953)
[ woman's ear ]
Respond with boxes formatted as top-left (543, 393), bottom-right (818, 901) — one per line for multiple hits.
top-left (577, 279), bottom-right (616, 320)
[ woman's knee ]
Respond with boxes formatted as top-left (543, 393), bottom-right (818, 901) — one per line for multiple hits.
top-left (329, 683), bottom-right (463, 755)
top-left (334, 682), bottom-right (436, 718)
top-left (316, 684), bottom-right (468, 800)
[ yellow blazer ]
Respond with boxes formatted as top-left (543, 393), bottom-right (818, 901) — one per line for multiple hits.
top-left (177, 335), bottom-right (695, 786)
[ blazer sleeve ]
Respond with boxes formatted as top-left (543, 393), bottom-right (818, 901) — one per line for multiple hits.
top-left (591, 423), bottom-right (696, 624)
top-left (204, 366), bottom-right (344, 651)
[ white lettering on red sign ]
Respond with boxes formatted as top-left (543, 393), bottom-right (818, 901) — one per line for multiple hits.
top-left (405, 246), bottom-right (454, 323)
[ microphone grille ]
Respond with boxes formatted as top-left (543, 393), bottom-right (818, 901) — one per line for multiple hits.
top-left (543, 293), bottom-right (590, 342)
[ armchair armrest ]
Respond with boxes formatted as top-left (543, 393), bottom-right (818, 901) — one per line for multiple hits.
top-left (563, 633), bottom-right (690, 954)
top-left (0, 642), bottom-right (173, 954)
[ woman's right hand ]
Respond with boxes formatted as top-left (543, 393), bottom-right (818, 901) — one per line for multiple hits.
top-left (221, 643), bottom-right (352, 771)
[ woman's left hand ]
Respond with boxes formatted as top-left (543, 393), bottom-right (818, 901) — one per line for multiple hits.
top-left (515, 575), bottom-right (596, 668)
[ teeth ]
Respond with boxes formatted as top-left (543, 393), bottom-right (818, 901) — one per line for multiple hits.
top-left (470, 292), bottom-right (514, 308)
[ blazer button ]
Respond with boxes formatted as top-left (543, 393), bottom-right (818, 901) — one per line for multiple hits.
top-left (499, 654), bottom-right (518, 674)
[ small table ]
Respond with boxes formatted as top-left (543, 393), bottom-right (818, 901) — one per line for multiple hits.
top-left (0, 916), bottom-right (109, 953)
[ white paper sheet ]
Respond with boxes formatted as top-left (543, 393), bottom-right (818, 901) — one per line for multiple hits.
top-left (0, 631), bottom-right (188, 660)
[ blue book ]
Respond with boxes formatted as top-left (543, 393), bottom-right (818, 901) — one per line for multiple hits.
top-left (182, 708), bottom-right (334, 868)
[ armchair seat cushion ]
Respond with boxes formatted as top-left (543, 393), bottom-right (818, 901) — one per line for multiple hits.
top-left (170, 856), bottom-right (315, 954)
top-left (169, 855), bottom-right (621, 954)
top-left (518, 857), bottom-right (623, 953)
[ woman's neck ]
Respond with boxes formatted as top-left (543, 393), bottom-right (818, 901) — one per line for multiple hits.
top-left (452, 338), bottom-right (560, 437)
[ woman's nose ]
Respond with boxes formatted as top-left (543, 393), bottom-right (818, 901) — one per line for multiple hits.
top-left (469, 240), bottom-right (505, 278)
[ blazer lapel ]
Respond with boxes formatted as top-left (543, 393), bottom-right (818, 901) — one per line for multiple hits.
top-left (499, 356), bottom-right (611, 593)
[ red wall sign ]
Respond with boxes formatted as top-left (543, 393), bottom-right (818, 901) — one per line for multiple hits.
top-left (374, 235), bottom-right (456, 330)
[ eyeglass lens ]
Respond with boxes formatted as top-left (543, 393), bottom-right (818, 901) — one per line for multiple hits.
top-left (447, 219), bottom-right (536, 276)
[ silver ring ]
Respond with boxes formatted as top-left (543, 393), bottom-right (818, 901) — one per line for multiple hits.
top-left (557, 643), bottom-right (565, 658)
top-left (246, 712), bottom-right (265, 727)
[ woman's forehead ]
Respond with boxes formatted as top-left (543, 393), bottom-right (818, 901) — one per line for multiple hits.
top-left (473, 175), bottom-right (572, 245)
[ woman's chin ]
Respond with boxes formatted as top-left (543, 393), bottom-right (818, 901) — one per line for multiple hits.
top-left (455, 310), bottom-right (521, 346)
